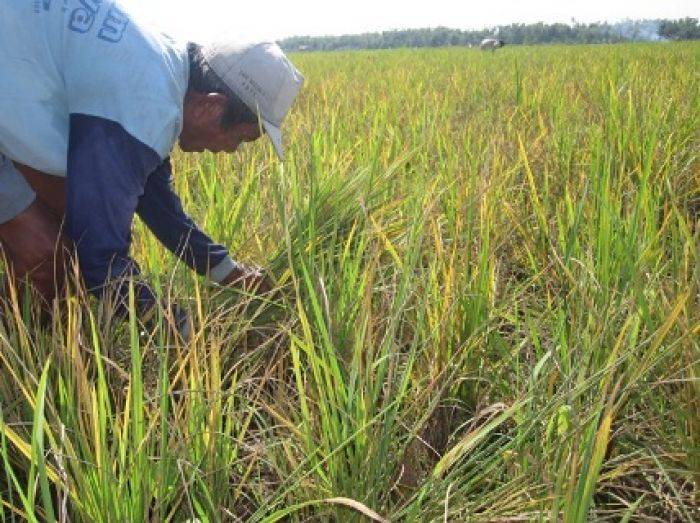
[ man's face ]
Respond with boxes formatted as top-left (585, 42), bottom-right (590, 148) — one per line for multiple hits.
top-left (179, 92), bottom-right (264, 153)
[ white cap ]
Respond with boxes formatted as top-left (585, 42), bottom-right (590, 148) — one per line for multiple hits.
top-left (202, 41), bottom-right (304, 160)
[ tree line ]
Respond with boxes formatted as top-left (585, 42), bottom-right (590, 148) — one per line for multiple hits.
top-left (279, 18), bottom-right (700, 51)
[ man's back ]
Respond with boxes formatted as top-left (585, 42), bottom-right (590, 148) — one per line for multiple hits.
top-left (0, 0), bottom-right (189, 175)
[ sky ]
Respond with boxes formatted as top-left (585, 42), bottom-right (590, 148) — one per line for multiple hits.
top-left (118, 0), bottom-right (700, 43)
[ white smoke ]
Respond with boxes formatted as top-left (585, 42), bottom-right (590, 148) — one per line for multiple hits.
top-left (614, 19), bottom-right (666, 41)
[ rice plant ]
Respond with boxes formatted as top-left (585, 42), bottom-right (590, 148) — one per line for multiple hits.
top-left (1, 42), bottom-right (698, 521)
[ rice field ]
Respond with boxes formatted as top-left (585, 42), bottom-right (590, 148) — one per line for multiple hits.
top-left (1, 42), bottom-right (698, 521)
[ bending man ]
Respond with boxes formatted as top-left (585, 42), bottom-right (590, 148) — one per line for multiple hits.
top-left (0, 1), bottom-right (304, 319)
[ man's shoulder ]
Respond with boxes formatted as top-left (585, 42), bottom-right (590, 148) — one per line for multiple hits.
top-left (64, 23), bottom-right (190, 161)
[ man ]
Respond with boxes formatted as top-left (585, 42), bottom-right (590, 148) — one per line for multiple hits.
top-left (0, 1), bottom-right (304, 323)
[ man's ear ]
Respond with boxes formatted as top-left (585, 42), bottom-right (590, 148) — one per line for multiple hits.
top-left (187, 92), bottom-right (227, 122)
top-left (200, 93), bottom-right (227, 122)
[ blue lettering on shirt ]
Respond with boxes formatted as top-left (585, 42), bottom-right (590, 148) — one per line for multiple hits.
top-left (33, 0), bottom-right (51, 13)
top-left (68, 0), bottom-right (101, 34)
top-left (98, 7), bottom-right (129, 43)
top-left (38, 1), bottom-right (130, 44)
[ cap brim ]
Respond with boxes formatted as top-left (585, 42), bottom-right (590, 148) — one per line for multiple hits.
top-left (262, 120), bottom-right (284, 161)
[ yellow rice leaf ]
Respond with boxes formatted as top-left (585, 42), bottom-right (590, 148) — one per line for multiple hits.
top-left (324, 497), bottom-right (389, 523)
top-left (0, 419), bottom-right (60, 484)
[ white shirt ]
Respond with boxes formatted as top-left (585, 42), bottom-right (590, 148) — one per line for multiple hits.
top-left (0, 0), bottom-right (189, 176)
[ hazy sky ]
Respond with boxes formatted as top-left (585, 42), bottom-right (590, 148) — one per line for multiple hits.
top-left (118, 0), bottom-right (699, 43)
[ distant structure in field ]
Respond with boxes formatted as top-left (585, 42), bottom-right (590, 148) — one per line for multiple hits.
top-left (480, 38), bottom-right (505, 51)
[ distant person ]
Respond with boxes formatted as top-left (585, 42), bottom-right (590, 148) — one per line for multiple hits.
top-left (480, 38), bottom-right (505, 51)
top-left (0, 1), bottom-right (304, 327)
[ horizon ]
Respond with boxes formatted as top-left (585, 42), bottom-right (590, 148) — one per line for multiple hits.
top-left (118, 0), bottom-right (699, 44)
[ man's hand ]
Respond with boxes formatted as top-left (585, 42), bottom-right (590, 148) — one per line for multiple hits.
top-left (220, 264), bottom-right (274, 295)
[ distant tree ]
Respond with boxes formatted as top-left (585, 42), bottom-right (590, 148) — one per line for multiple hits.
top-left (659, 18), bottom-right (700, 40)
top-left (279, 18), bottom-right (699, 52)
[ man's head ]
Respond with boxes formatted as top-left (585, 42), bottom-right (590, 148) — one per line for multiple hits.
top-left (180, 42), bottom-right (304, 158)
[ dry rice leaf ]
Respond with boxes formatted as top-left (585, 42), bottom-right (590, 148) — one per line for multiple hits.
top-left (324, 497), bottom-right (389, 523)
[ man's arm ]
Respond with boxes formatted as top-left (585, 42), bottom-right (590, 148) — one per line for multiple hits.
top-left (65, 114), bottom-right (161, 311)
top-left (135, 159), bottom-right (237, 283)
top-left (137, 164), bottom-right (273, 293)
top-left (136, 166), bottom-right (273, 293)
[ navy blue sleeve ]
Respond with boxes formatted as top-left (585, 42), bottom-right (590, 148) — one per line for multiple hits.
top-left (66, 114), bottom-right (160, 309)
top-left (136, 159), bottom-right (232, 276)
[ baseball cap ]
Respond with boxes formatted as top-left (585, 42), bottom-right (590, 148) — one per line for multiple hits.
top-left (202, 41), bottom-right (304, 160)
